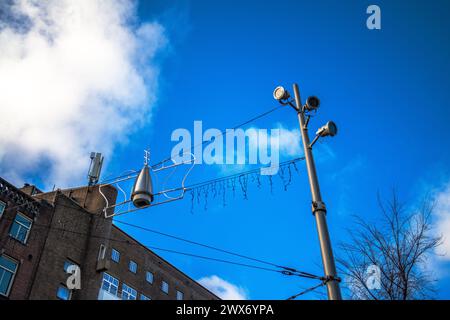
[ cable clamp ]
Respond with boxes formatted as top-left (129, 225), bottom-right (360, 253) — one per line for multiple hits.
top-left (311, 200), bottom-right (326, 215)
top-left (322, 275), bottom-right (341, 283)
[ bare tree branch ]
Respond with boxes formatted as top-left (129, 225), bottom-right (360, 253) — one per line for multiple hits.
top-left (337, 191), bottom-right (442, 300)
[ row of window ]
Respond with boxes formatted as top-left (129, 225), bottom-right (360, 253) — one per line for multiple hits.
top-left (0, 252), bottom-right (184, 300)
top-left (0, 202), bottom-right (185, 300)
top-left (102, 272), bottom-right (183, 300)
top-left (0, 203), bottom-right (31, 297)
top-left (0, 199), bottom-right (40, 298)
top-left (109, 248), bottom-right (154, 284)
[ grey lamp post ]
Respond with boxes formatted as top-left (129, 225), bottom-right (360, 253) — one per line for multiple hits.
top-left (273, 83), bottom-right (342, 300)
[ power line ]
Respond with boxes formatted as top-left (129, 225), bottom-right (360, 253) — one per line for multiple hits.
top-left (142, 245), bottom-right (285, 274)
top-left (113, 218), bottom-right (320, 280)
top-left (0, 214), bottom-right (320, 280)
top-left (100, 105), bottom-right (284, 185)
top-left (115, 219), bottom-right (280, 267)
top-left (286, 282), bottom-right (326, 300)
top-left (151, 105), bottom-right (284, 169)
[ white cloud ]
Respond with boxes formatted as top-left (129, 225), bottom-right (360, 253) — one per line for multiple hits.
top-left (198, 275), bottom-right (248, 300)
top-left (0, 0), bottom-right (167, 188)
top-left (433, 182), bottom-right (450, 260)
top-left (215, 125), bottom-right (301, 175)
top-left (250, 125), bottom-right (301, 158)
top-left (277, 126), bottom-right (302, 157)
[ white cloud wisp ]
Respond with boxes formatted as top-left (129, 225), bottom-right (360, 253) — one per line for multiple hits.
top-left (198, 275), bottom-right (248, 300)
top-left (433, 182), bottom-right (450, 261)
top-left (0, 0), bottom-right (167, 188)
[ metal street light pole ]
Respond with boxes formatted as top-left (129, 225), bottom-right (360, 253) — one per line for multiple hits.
top-left (292, 83), bottom-right (342, 300)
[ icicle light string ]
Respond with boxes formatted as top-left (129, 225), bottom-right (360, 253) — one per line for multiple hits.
top-left (187, 157), bottom-right (305, 212)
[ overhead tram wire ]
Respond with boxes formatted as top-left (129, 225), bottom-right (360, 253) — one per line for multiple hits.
top-left (150, 105), bottom-right (284, 169)
top-left (286, 282), bottom-right (327, 300)
top-left (99, 105), bottom-right (284, 185)
top-left (0, 215), bottom-right (317, 279)
top-left (113, 217), bottom-right (320, 280)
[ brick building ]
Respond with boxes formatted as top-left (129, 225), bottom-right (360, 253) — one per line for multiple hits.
top-left (0, 177), bottom-right (218, 300)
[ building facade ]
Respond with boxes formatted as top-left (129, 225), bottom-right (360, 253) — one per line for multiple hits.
top-left (0, 177), bottom-right (218, 300)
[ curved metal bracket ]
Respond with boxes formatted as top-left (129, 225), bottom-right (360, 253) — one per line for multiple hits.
top-left (99, 152), bottom-right (196, 219)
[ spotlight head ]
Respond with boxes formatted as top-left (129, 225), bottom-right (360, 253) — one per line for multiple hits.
top-left (273, 86), bottom-right (290, 102)
top-left (305, 96), bottom-right (320, 111)
top-left (316, 121), bottom-right (338, 137)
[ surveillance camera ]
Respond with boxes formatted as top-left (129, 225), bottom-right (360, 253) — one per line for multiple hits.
top-left (273, 86), bottom-right (290, 101)
top-left (316, 121), bottom-right (337, 137)
top-left (305, 96), bottom-right (320, 111)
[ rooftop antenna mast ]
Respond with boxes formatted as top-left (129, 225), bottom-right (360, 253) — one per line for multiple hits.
top-left (88, 152), bottom-right (104, 186)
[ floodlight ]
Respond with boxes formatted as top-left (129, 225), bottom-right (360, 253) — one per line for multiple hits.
top-left (305, 96), bottom-right (320, 111)
top-left (273, 86), bottom-right (290, 101)
top-left (316, 121), bottom-right (338, 137)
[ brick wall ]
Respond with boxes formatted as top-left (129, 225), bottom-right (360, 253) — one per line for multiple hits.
top-left (1, 178), bottom-right (218, 300)
top-left (0, 178), bottom-right (53, 300)
top-left (105, 226), bottom-right (218, 300)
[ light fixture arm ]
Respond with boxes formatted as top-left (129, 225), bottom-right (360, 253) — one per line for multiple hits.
top-left (309, 134), bottom-right (320, 149)
top-left (287, 100), bottom-right (299, 111)
top-left (304, 114), bottom-right (310, 129)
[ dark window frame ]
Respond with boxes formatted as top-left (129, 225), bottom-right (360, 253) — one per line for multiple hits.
top-left (111, 248), bottom-right (120, 263)
top-left (0, 254), bottom-right (19, 297)
top-left (9, 212), bottom-right (33, 244)
top-left (0, 200), bottom-right (6, 218)
top-left (128, 260), bottom-right (137, 274)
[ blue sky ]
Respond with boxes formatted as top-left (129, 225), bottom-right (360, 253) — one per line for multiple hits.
top-left (1, 0), bottom-right (449, 299)
top-left (107, 0), bottom-right (450, 299)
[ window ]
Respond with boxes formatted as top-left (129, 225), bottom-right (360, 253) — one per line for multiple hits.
top-left (161, 280), bottom-right (169, 294)
top-left (98, 244), bottom-right (106, 260)
top-left (111, 249), bottom-right (120, 263)
top-left (9, 212), bottom-right (32, 243)
top-left (101, 273), bottom-right (119, 296)
top-left (140, 294), bottom-right (151, 300)
top-left (121, 283), bottom-right (137, 300)
top-left (146, 271), bottom-right (154, 284)
top-left (129, 260), bottom-right (137, 273)
top-left (56, 285), bottom-right (71, 300)
top-left (0, 255), bottom-right (18, 297)
top-left (176, 290), bottom-right (184, 300)
top-left (0, 201), bottom-right (5, 218)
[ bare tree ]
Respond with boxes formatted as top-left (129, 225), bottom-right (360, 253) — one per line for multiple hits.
top-left (337, 192), bottom-right (442, 300)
